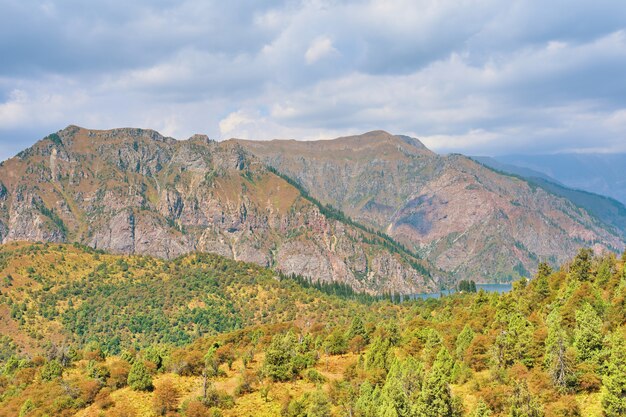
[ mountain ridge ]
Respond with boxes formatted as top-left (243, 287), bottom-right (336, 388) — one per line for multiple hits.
top-left (233, 132), bottom-right (625, 282)
top-left (2, 125), bottom-right (624, 288)
top-left (0, 125), bottom-right (437, 294)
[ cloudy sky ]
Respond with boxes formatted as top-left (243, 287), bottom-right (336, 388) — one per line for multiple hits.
top-left (1, 0), bottom-right (626, 160)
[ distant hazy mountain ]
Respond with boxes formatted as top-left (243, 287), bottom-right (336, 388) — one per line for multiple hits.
top-left (488, 154), bottom-right (626, 205)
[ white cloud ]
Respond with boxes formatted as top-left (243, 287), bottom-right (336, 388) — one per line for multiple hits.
top-left (1, 0), bottom-right (626, 158)
top-left (304, 36), bottom-right (338, 64)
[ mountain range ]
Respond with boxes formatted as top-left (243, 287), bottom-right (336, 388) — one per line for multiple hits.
top-left (481, 153), bottom-right (626, 205)
top-left (235, 131), bottom-right (624, 281)
top-left (0, 126), bottom-right (623, 293)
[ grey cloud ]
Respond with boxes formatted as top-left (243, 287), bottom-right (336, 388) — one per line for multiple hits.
top-left (1, 0), bottom-right (626, 160)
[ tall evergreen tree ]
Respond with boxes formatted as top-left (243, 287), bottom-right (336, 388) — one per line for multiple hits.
top-left (416, 348), bottom-right (461, 417)
top-left (355, 382), bottom-right (380, 417)
top-left (596, 254), bottom-right (615, 286)
top-left (570, 248), bottom-right (593, 282)
top-left (493, 312), bottom-right (534, 368)
top-left (365, 337), bottom-right (392, 372)
top-left (573, 303), bottom-right (603, 363)
top-left (544, 309), bottom-right (576, 390)
top-left (127, 360), bottom-right (153, 391)
top-left (602, 333), bottom-right (626, 417)
top-left (533, 262), bottom-right (552, 298)
top-left (306, 390), bottom-right (331, 417)
top-left (455, 325), bottom-right (475, 361)
top-left (347, 316), bottom-right (368, 342)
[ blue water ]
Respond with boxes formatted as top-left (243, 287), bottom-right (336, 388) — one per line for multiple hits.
top-left (407, 283), bottom-right (512, 300)
top-left (476, 283), bottom-right (513, 293)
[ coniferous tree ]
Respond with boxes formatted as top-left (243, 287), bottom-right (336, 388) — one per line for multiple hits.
top-left (40, 359), bottom-right (63, 381)
top-left (570, 248), bottom-right (593, 281)
top-left (306, 390), bottom-right (331, 417)
top-left (596, 254), bottom-right (615, 286)
top-left (325, 330), bottom-right (348, 355)
top-left (376, 358), bottom-right (424, 417)
top-left (602, 333), bottom-right (626, 417)
top-left (127, 360), bottom-right (153, 391)
top-left (493, 312), bottom-right (534, 369)
top-left (573, 303), bottom-right (603, 363)
top-left (264, 332), bottom-right (299, 381)
top-left (365, 337), bottom-right (392, 372)
top-left (544, 309), bottom-right (576, 391)
top-left (347, 316), bottom-right (368, 342)
top-left (416, 348), bottom-right (461, 417)
top-left (455, 325), bottom-right (475, 361)
top-left (379, 368), bottom-right (409, 417)
top-left (355, 382), bottom-right (380, 417)
top-left (533, 262), bottom-right (552, 298)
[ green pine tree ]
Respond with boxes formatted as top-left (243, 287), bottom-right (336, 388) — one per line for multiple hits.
top-left (364, 337), bottom-right (392, 372)
top-left (306, 390), bottom-right (331, 417)
top-left (569, 248), bottom-right (593, 281)
top-left (347, 316), bottom-right (368, 342)
top-left (355, 382), bottom-right (381, 417)
top-left (596, 254), bottom-right (615, 286)
top-left (127, 360), bottom-right (153, 391)
top-left (263, 332), bottom-right (299, 381)
top-left (544, 309), bottom-right (576, 390)
top-left (573, 303), bottom-right (603, 363)
top-left (533, 262), bottom-right (552, 298)
top-left (602, 333), bottom-right (626, 417)
top-left (493, 312), bottom-right (534, 369)
top-left (455, 325), bottom-right (475, 361)
top-left (416, 348), bottom-right (461, 417)
top-left (40, 359), bottom-right (63, 381)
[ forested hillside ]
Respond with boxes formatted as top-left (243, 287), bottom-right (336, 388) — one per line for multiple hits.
top-left (0, 243), bottom-right (625, 416)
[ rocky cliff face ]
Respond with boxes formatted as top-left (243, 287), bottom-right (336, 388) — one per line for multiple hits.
top-left (234, 131), bottom-right (625, 282)
top-left (0, 126), bottom-right (435, 294)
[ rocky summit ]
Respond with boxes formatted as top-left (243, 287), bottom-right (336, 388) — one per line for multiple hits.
top-left (0, 126), bottom-right (436, 294)
top-left (234, 130), bottom-right (625, 282)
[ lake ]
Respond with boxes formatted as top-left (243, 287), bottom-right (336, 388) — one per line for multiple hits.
top-left (407, 283), bottom-right (513, 300)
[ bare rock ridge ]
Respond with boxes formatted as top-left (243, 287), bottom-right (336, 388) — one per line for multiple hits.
top-left (0, 126), bottom-right (436, 294)
top-left (233, 131), bottom-right (625, 282)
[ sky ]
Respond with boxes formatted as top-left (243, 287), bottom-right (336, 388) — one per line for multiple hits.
top-left (1, 0), bottom-right (626, 160)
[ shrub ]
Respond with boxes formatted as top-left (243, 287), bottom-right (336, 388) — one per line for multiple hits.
top-left (153, 378), bottom-right (179, 416)
top-left (107, 359), bottom-right (130, 389)
top-left (40, 359), bottom-right (63, 381)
